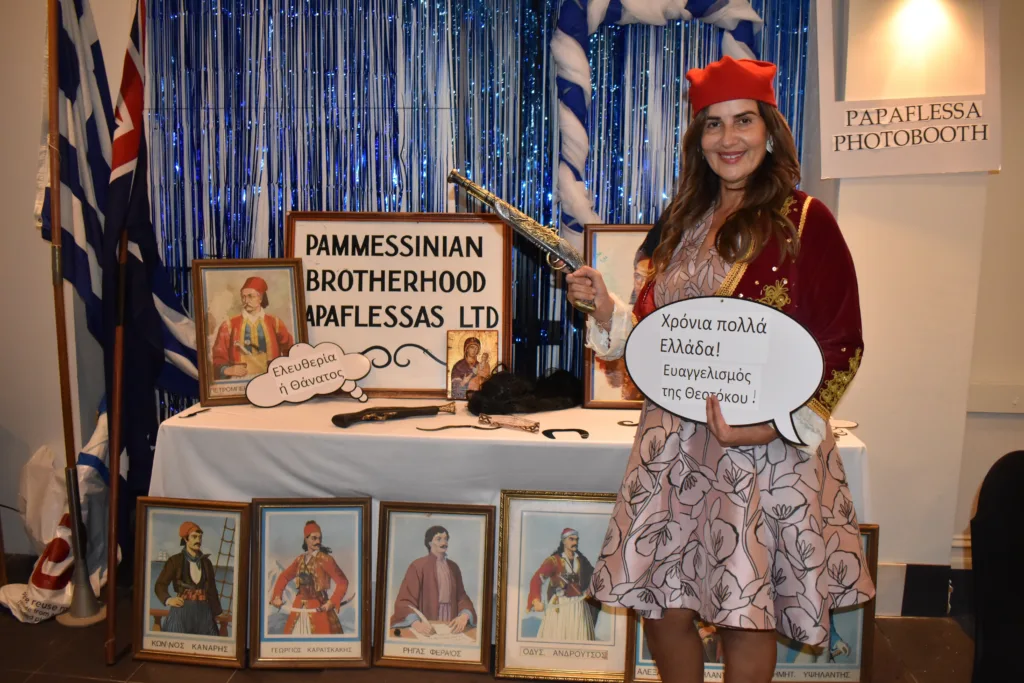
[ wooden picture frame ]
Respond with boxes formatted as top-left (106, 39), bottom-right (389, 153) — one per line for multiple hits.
top-left (285, 212), bottom-right (513, 398)
top-left (496, 490), bottom-right (628, 682)
top-left (192, 258), bottom-right (307, 406)
top-left (582, 224), bottom-right (651, 410)
top-left (373, 502), bottom-right (496, 673)
top-left (623, 524), bottom-right (880, 683)
top-left (248, 497), bottom-right (372, 669)
top-left (132, 497), bottom-right (250, 668)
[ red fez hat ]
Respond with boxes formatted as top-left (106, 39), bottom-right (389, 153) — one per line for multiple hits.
top-left (179, 521), bottom-right (202, 539)
top-left (561, 528), bottom-right (578, 539)
top-left (686, 56), bottom-right (777, 114)
top-left (304, 521), bottom-right (322, 537)
top-left (241, 276), bottom-right (268, 294)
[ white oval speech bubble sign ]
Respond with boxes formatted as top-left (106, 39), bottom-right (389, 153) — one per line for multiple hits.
top-left (246, 342), bottom-right (371, 408)
top-left (624, 296), bottom-right (824, 445)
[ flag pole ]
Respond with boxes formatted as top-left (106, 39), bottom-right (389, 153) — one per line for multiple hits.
top-left (46, 0), bottom-right (75, 484)
top-left (105, 230), bottom-right (128, 664)
top-left (47, 0), bottom-right (106, 630)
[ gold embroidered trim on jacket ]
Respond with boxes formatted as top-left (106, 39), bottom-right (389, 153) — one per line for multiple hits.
top-left (797, 195), bottom-right (813, 238)
top-left (779, 195), bottom-right (797, 219)
top-left (808, 398), bottom-right (831, 422)
top-left (756, 280), bottom-right (791, 310)
top-left (717, 261), bottom-right (749, 297)
top-left (817, 348), bottom-right (862, 413)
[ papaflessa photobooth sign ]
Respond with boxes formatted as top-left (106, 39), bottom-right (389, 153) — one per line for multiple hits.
top-left (815, 0), bottom-right (1001, 179)
top-left (624, 297), bottom-right (824, 445)
top-left (286, 213), bottom-right (512, 396)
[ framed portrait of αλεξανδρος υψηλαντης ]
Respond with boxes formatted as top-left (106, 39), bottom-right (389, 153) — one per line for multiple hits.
top-left (623, 524), bottom-right (880, 683)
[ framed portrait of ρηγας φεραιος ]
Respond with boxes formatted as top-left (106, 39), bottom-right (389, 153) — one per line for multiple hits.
top-left (373, 502), bottom-right (496, 673)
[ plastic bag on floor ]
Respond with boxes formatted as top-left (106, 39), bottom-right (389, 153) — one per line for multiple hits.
top-left (17, 445), bottom-right (65, 553)
top-left (0, 410), bottom-right (122, 623)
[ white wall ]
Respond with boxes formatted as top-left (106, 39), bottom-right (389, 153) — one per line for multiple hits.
top-left (826, 0), bottom-right (994, 566)
top-left (953, 0), bottom-right (1024, 540)
top-left (0, 0), bottom-right (130, 554)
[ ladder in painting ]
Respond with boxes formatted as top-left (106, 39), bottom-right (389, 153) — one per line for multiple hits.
top-left (214, 518), bottom-right (236, 613)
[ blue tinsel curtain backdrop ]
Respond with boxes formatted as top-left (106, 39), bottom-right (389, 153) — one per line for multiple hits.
top-left (145, 0), bottom-right (811, 411)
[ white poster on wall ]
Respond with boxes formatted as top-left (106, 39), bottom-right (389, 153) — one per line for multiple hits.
top-left (816, 0), bottom-right (1001, 179)
top-left (286, 213), bottom-right (511, 396)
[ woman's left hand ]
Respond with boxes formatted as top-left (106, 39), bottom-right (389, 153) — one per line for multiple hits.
top-left (705, 395), bottom-right (778, 447)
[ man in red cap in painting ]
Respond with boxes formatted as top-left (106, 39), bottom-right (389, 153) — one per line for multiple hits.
top-left (269, 520), bottom-right (350, 635)
top-left (153, 521), bottom-right (223, 636)
top-left (526, 527), bottom-right (599, 642)
top-left (566, 54), bottom-right (875, 683)
top-left (210, 275), bottom-right (295, 380)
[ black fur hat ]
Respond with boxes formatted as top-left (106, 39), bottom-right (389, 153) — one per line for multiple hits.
top-left (466, 367), bottom-right (582, 415)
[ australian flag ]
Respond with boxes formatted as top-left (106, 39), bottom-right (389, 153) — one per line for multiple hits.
top-left (104, 0), bottom-right (199, 547)
top-left (38, 0), bottom-right (200, 551)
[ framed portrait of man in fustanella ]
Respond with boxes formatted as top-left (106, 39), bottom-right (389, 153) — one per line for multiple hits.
top-left (496, 490), bottom-right (628, 681)
top-left (583, 224), bottom-right (652, 409)
top-left (249, 498), bottom-right (372, 669)
top-left (374, 502), bottom-right (495, 673)
top-left (132, 498), bottom-right (250, 668)
top-left (192, 258), bottom-right (307, 406)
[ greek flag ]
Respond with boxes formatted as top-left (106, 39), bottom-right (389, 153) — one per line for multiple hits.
top-left (35, 0), bottom-right (199, 397)
top-left (34, 0), bottom-right (113, 341)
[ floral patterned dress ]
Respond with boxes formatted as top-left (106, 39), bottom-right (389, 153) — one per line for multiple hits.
top-left (587, 216), bottom-right (875, 647)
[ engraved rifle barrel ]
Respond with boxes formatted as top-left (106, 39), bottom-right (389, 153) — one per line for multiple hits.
top-left (447, 169), bottom-right (596, 314)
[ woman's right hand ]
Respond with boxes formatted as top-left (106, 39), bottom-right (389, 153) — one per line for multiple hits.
top-left (565, 266), bottom-right (614, 326)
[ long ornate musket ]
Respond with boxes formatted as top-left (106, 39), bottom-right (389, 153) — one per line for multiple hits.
top-left (447, 169), bottom-right (596, 314)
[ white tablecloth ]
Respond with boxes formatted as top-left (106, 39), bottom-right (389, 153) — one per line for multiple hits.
top-left (150, 398), bottom-right (872, 522)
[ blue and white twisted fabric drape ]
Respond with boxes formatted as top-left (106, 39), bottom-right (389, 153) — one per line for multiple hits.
top-left (552, 0), bottom-right (763, 251)
top-left (145, 0), bottom-right (810, 394)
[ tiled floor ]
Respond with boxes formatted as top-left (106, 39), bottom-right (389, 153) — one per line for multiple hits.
top-left (1, 557), bottom-right (975, 683)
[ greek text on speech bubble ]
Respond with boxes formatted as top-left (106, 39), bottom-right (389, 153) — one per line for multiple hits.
top-left (246, 342), bottom-right (371, 408)
top-left (624, 297), bottom-right (824, 445)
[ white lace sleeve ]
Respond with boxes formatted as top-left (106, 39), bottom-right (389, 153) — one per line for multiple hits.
top-left (792, 406), bottom-right (827, 454)
top-left (584, 292), bottom-right (634, 361)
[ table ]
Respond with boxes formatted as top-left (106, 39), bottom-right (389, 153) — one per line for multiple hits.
top-left (150, 397), bottom-right (872, 534)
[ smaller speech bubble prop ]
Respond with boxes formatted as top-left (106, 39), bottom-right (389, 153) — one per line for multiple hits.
top-left (624, 296), bottom-right (824, 445)
top-left (246, 342), bottom-right (372, 408)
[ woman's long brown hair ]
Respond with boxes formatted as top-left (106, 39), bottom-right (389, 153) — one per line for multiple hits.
top-left (651, 101), bottom-right (801, 275)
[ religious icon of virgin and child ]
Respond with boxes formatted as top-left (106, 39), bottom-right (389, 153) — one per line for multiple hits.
top-left (449, 335), bottom-right (493, 399)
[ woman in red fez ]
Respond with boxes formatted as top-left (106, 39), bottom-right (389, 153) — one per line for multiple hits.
top-left (566, 56), bottom-right (874, 682)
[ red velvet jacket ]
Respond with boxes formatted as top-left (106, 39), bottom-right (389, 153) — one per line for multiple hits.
top-left (633, 191), bottom-right (863, 422)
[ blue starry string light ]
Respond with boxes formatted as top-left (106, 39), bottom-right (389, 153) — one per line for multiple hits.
top-left (146, 0), bottom-right (809, 415)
